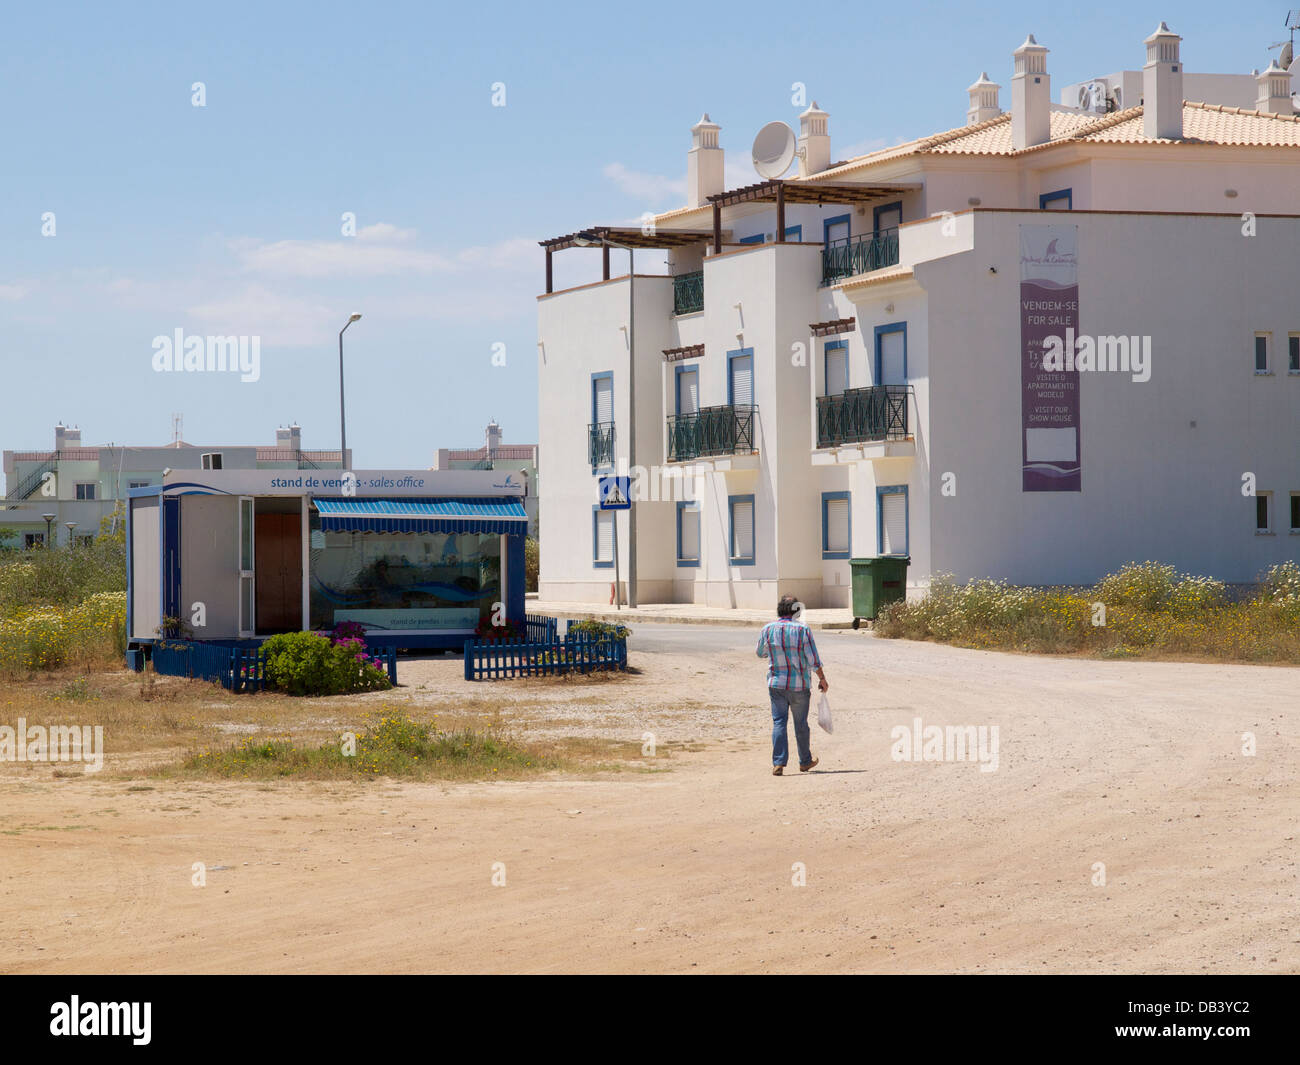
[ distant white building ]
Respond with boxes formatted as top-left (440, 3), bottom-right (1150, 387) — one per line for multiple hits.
top-left (537, 24), bottom-right (1300, 608)
top-left (2, 422), bottom-right (344, 548)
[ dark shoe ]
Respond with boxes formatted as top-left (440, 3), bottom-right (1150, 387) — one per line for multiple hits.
top-left (772, 765), bottom-right (784, 776)
top-left (799, 757), bottom-right (819, 772)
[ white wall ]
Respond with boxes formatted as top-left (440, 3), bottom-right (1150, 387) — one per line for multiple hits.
top-left (924, 210), bottom-right (1300, 585)
top-left (129, 497), bottom-right (160, 640)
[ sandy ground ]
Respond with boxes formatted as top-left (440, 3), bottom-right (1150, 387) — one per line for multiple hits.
top-left (2, 628), bottom-right (1298, 974)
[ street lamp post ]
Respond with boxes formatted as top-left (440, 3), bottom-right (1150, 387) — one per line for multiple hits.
top-left (63, 521), bottom-right (77, 548)
top-left (573, 234), bottom-right (637, 608)
top-left (338, 313), bottom-right (362, 466)
top-left (42, 513), bottom-right (55, 548)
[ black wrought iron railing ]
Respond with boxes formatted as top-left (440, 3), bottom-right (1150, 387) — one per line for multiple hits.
top-left (588, 422), bottom-right (615, 468)
top-left (816, 386), bottom-right (910, 448)
top-left (821, 228), bottom-right (899, 285)
top-left (673, 270), bottom-right (704, 315)
top-left (666, 404), bottom-right (757, 461)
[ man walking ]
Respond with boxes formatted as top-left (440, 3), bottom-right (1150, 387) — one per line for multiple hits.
top-left (756, 596), bottom-right (828, 776)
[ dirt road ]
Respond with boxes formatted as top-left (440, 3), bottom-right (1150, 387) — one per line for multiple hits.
top-left (3, 628), bottom-right (1297, 973)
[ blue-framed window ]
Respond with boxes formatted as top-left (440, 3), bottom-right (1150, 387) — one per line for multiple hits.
top-left (590, 371), bottom-right (615, 471)
top-left (784, 224), bottom-right (803, 241)
top-left (727, 348), bottom-right (754, 407)
top-left (739, 233), bottom-right (765, 245)
top-left (823, 213), bottom-right (850, 245)
top-left (874, 322), bottom-right (907, 385)
top-left (1039, 188), bottom-right (1072, 210)
top-left (675, 364), bottom-right (700, 416)
top-left (592, 505), bottom-right (614, 568)
top-left (676, 502), bottom-right (701, 566)
top-left (876, 485), bottom-right (908, 556)
top-left (728, 494), bottom-right (755, 565)
top-left (821, 491), bottom-right (851, 559)
top-left (824, 339), bottom-right (848, 397)
top-left (873, 200), bottom-right (902, 236)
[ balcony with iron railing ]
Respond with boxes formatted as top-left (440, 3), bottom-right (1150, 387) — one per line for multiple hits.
top-left (672, 270), bottom-right (704, 315)
top-left (816, 386), bottom-right (910, 449)
top-left (666, 404), bottom-right (757, 462)
top-left (588, 422), bottom-right (615, 468)
top-left (821, 228), bottom-right (899, 286)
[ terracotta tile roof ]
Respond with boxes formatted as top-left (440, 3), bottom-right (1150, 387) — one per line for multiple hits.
top-left (1079, 101), bottom-right (1300, 145)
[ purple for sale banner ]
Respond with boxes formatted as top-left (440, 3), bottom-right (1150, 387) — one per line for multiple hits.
top-left (1020, 224), bottom-right (1081, 491)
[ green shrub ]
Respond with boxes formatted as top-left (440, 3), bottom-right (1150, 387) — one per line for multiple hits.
top-left (568, 618), bottom-right (631, 640)
top-left (1261, 561), bottom-right (1300, 602)
top-left (524, 537), bottom-right (539, 593)
top-left (260, 631), bottom-right (392, 696)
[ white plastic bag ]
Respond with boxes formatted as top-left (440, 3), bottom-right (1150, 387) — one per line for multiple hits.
top-left (817, 691), bottom-right (833, 733)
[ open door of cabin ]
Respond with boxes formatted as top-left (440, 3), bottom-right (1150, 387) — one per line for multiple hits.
top-left (255, 508), bottom-right (303, 634)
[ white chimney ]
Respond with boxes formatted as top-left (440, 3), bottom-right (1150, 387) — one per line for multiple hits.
top-left (1142, 22), bottom-right (1183, 140)
top-left (275, 423), bottom-right (302, 450)
top-left (485, 419), bottom-right (503, 457)
top-left (55, 423), bottom-right (81, 450)
top-left (1011, 34), bottom-right (1051, 150)
top-left (967, 72), bottom-right (1002, 125)
top-left (687, 113), bottom-right (723, 208)
top-left (1256, 59), bottom-right (1292, 114)
top-left (797, 101), bottom-right (831, 176)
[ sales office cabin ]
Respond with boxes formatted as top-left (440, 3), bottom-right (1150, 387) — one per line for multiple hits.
top-left (126, 469), bottom-right (529, 656)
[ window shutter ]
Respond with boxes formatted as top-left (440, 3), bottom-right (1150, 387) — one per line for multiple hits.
top-left (826, 497), bottom-right (849, 553)
top-left (594, 377), bottom-right (613, 423)
top-left (596, 511), bottom-right (614, 561)
top-left (825, 347), bottom-right (847, 396)
top-left (679, 507), bottom-right (700, 560)
top-left (881, 492), bottom-right (907, 555)
top-left (730, 355), bottom-right (753, 408)
top-left (879, 331), bottom-right (906, 385)
top-left (678, 369), bottom-right (699, 416)
top-left (732, 500), bottom-right (754, 559)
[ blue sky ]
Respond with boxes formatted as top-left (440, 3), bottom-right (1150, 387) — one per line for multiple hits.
top-left (0, 1), bottom-right (1289, 480)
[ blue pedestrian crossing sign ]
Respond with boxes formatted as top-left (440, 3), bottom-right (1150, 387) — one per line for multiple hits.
top-left (598, 476), bottom-right (632, 510)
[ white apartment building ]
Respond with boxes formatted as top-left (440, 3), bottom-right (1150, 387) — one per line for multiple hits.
top-left (537, 24), bottom-right (1300, 608)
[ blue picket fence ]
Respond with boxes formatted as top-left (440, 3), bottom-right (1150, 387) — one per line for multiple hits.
top-left (150, 640), bottom-right (398, 692)
top-left (464, 632), bottom-right (627, 680)
top-left (525, 613), bottom-right (559, 642)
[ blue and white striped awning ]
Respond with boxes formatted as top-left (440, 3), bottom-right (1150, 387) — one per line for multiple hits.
top-left (313, 497), bottom-right (527, 534)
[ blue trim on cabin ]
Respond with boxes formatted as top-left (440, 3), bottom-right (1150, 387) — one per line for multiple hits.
top-left (876, 485), bottom-right (909, 556)
top-left (739, 233), bottom-right (765, 245)
top-left (1039, 188), bottom-right (1072, 209)
top-left (676, 500), bottom-right (700, 567)
top-left (821, 490), bottom-right (851, 559)
top-left (784, 224), bottom-right (803, 241)
top-left (728, 493), bottom-right (756, 565)
top-left (313, 496), bottom-right (527, 535)
top-left (874, 322), bottom-right (908, 384)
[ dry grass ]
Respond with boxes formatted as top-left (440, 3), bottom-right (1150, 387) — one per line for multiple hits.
top-left (0, 667), bottom-right (658, 782)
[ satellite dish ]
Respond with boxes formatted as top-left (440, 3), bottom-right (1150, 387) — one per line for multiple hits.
top-left (752, 121), bottom-right (797, 179)
top-left (1282, 40), bottom-right (1293, 69)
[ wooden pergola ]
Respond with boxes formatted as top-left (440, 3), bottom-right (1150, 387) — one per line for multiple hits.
top-left (705, 180), bottom-right (913, 254)
top-left (538, 227), bottom-right (713, 293)
top-left (539, 180), bottom-right (913, 292)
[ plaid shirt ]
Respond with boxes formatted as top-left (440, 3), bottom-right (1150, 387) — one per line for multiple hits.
top-left (756, 619), bottom-right (822, 691)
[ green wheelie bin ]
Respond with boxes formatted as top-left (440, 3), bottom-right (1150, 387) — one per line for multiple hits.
top-left (849, 555), bottom-right (910, 628)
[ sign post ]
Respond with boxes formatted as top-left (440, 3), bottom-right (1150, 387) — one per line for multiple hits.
top-left (599, 476), bottom-right (632, 610)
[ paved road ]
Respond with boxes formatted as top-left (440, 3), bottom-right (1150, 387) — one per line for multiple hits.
top-left (628, 620), bottom-right (870, 659)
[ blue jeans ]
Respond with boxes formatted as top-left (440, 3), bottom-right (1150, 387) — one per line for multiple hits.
top-left (770, 687), bottom-right (812, 767)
